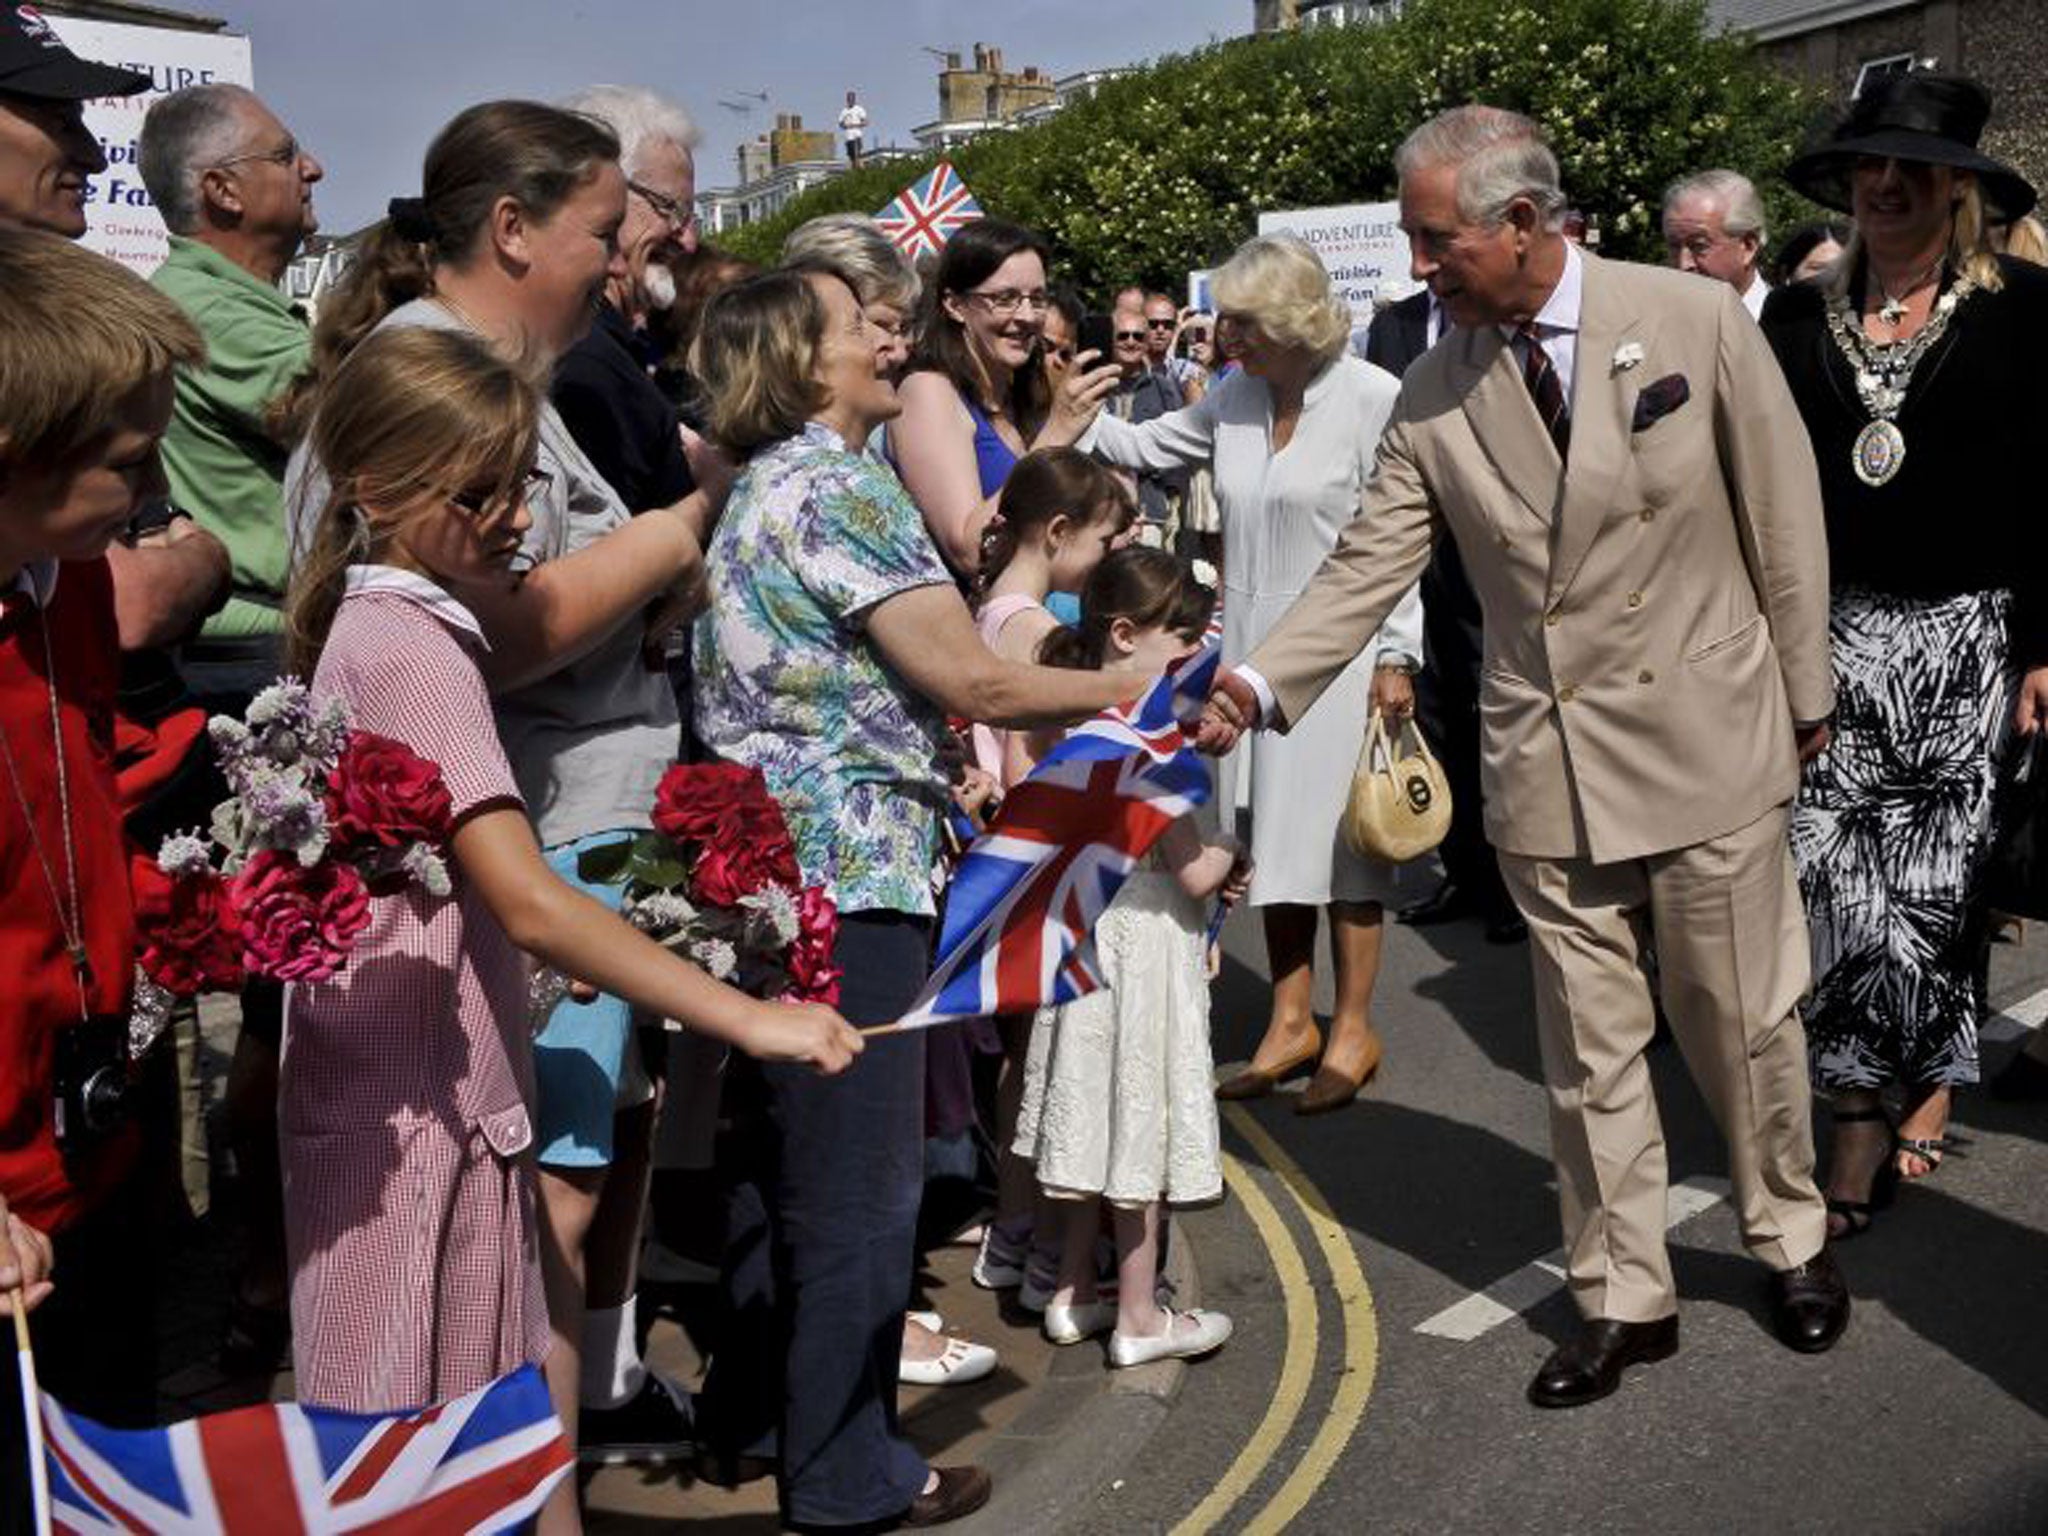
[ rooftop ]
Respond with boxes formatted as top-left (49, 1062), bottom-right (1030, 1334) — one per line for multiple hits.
top-left (1706, 0), bottom-right (1921, 41)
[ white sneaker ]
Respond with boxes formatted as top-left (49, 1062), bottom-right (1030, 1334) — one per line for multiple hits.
top-left (899, 1335), bottom-right (998, 1386)
top-left (972, 1224), bottom-right (1028, 1290)
top-left (1041, 1299), bottom-right (1118, 1345)
top-left (1108, 1308), bottom-right (1233, 1368)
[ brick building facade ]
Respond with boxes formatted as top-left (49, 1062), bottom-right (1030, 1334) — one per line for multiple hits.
top-left (1711, 0), bottom-right (2047, 195)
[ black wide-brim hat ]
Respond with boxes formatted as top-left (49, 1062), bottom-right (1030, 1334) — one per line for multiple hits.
top-left (1785, 72), bottom-right (2036, 222)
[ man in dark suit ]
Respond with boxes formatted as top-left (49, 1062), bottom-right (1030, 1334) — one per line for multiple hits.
top-left (1365, 289), bottom-right (1525, 943)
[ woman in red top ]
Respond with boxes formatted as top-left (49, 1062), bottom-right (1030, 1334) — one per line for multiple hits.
top-left (0, 228), bottom-right (204, 1516)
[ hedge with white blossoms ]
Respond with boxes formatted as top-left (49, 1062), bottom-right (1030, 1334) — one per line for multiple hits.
top-left (725, 0), bottom-right (1821, 293)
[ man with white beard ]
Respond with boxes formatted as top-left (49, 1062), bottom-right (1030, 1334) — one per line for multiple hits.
top-left (554, 84), bottom-right (705, 514)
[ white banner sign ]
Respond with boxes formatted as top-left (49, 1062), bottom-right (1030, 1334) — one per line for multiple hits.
top-left (1256, 201), bottom-right (1414, 330)
top-left (42, 14), bottom-right (255, 275)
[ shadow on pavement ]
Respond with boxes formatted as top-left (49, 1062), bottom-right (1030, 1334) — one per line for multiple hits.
top-left (1402, 920), bottom-right (1546, 1085)
top-left (1237, 1097), bottom-right (1562, 1299)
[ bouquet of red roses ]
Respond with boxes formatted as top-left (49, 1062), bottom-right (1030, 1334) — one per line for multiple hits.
top-left (130, 681), bottom-right (454, 1044)
top-left (540, 762), bottom-right (839, 1014)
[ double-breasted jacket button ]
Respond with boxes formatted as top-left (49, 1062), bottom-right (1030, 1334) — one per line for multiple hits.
top-left (1626, 591), bottom-right (1644, 609)
top-left (1638, 668), bottom-right (1655, 684)
top-left (1558, 684), bottom-right (1578, 703)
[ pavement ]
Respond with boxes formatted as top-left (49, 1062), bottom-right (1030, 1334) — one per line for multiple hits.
top-left (158, 905), bottom-right (2048, 1534)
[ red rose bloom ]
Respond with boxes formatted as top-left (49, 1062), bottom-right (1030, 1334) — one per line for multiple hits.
top-left (786, 886), bottom-right (842, 1005)
top-left (652, 762), bottom-right (760, 848)
top-left (234, 851), bottom-right (372, 984)
top-left (132, 857), bottom-right (245, 995)
top-left (326, 731), bottom-right (454, 852)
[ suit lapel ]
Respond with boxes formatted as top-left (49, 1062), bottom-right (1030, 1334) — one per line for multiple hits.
top-left (1454, 324), bottom-right (1561, 528)
top-left (1547, 255), bottom-right (1657, 604)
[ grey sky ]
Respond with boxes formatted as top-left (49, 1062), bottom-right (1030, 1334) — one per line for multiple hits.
top-left (204, 1), bottom-right (1251, 235)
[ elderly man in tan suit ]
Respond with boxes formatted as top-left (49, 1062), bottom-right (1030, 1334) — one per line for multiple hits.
top-left (1200, 107), bottom-right (1849, 1408)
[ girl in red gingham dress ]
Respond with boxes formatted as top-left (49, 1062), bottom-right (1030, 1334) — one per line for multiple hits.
top-left (278, 327), bottom-right (861, 1426)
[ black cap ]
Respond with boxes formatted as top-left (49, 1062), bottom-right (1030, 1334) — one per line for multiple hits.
top-left (0, 4), bottom-right (150, 102)
top-left (1785, 72), bottom-right (2036, 222)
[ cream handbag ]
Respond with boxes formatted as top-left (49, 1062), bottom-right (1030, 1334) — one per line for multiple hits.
top-left (1342, 709), bottom-right (1453, 863)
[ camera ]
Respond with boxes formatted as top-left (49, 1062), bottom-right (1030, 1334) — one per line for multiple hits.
top-left (51, 1014), bottom-right (134, 1151)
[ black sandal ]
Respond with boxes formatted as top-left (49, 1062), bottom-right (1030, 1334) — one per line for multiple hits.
top-left (1825, 1108), bottom-right (1898, 1241)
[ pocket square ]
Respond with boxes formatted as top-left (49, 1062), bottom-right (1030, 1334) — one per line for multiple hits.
top-left (1631, 373), bottom-right (1690, 431)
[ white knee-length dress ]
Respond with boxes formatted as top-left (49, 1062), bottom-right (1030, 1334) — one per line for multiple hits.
top-left (1013, 859), bottom-right (1222, 1208)
top-left (1084, 355), bottom-right (1424, 908)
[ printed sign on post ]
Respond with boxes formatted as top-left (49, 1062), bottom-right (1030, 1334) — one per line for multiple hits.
top-left (41, 13), bottom-right (256, 275)
top-left (1256, 201), bottom-right (1415, 342)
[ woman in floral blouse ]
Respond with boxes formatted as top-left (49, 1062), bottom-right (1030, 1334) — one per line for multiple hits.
top-left (686, 263), bottom-right (1140, 1530)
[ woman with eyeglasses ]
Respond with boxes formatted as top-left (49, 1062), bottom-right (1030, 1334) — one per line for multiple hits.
top-left (889, 219), bottom-right (1120, 574)
top-left (1082, 233), bottom-right (1423, 1116)
top-left (280, 100), bottom-right (724, 1505)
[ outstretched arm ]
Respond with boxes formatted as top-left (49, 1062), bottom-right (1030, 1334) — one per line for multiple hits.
top-left (452, 805), bottom-right (861, 1073)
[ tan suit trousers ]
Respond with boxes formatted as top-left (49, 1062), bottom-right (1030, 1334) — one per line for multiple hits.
top-left (1498, 804), bottom-right (1829, 1322)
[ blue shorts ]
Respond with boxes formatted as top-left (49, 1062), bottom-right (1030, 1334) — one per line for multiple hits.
top-left (532, 830), bottom-right (655, 1168)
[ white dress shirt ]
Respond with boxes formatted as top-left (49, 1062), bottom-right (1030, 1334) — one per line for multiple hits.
top-left (1740, 274), bottom-right (1771, 321)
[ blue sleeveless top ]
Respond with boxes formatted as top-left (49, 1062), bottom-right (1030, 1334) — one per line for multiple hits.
top-left (961, 389), bottom-right (1018, 498)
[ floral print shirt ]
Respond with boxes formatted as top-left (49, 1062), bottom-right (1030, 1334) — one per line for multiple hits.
top-left (693, 421), bottom-right (954, 916)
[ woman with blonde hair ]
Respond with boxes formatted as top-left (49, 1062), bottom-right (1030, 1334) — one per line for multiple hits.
top-left (1082, 232), bottom-right (1423, 1114)
top-left (1764, 72), bottom-right (2048, 1233)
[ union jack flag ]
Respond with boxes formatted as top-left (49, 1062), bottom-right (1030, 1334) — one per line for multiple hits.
top-left (38, 1363), bottom-right (571, 1534)
top-left (873, 160), bottom-right (984, 262)
top-left (897, 645), bottom-right (1220, 1028)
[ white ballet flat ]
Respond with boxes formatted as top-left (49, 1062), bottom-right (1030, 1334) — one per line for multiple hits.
top-left (899, 1335), bottom-right (997, 1387)
top-left (1041, 1299), bottom-right (1118, 1345)
top-left (906, 1309), bottom-right (943, 1334)
top-left (1108, 1308), bottom-right (1233, 1368)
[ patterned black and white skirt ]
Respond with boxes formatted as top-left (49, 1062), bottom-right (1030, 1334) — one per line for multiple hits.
top-left (1792, 587), bottom-right (2018, 1092)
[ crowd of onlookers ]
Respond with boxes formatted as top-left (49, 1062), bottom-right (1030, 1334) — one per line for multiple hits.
top-left (6, 5), bottom-right (2048, 1528)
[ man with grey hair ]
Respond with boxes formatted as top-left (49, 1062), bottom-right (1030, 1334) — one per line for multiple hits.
top-left (140, 83), bottom-right (322, 686)
top-left (1199, 103), bottom-right (1848, 1407)
top-left (1663, 168), bottom-right (1770, 318)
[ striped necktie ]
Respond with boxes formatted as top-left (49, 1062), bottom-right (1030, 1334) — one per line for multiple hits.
top-left (1516, 323), bottom-right (1569, 462)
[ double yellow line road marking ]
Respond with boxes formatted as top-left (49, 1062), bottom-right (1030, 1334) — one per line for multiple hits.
top-left (1170, 1104), bottom-right (1380, 1535)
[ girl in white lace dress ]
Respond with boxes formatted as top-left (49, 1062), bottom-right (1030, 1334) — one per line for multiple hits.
top-left (1013, 549), bottom-right (1248, 1367)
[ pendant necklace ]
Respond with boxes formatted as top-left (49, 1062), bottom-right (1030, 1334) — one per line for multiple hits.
top-left (1824, 270), bottom-right (1975, 488)
top-left (0, 593), bottom-right (94, 1023)
top-left (1873, 258), bottom-right (1943, 328)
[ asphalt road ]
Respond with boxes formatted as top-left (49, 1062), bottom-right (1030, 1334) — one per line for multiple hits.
top-left (1067, 902), bottom-right (2048, 1535)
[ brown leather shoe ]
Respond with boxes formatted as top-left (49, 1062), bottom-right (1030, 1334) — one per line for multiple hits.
top-left (902, 1464), bottom-right (993, 1527)
top-left (1769, 1247), bottom-right (1850, 1354)
top-left (1294, 1029), bottom-right (1382, 1115)
top-left (1215, 1026), bottom-right (1321, 1101)
top-left (1527, 1316), bottom-right (1679, 1408)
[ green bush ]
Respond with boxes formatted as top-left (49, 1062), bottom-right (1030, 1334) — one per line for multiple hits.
top-left (722, 0), bottom-right (1821, 289)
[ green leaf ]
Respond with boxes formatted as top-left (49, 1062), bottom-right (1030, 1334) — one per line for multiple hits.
top-left (576, 839), bottom-right (635, 884)
top-left (625, 838), bottom-right (693, 891)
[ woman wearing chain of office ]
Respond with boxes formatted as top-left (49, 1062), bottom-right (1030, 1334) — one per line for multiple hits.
top-left (1761, 72), bottom-right (2048, 1239)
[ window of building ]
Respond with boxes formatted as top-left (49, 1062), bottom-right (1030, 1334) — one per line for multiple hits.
top-left (1853, 53), bottom-right (1916, 97)
top-left (1300, 0), bottom-right (1403, 28)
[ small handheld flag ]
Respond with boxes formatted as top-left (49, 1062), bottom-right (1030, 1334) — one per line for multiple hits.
top-left (874, 160), bottom-right (984, 262)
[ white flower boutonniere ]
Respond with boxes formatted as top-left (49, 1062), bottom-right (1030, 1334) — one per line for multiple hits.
top-left (1612, 341), bottom-right (1646, 373)
top-left (1191, 558), bottom-right (1220, 591)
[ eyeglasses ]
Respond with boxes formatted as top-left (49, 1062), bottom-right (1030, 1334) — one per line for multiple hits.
top-left (628, 180), bottom-right (699, 234)
top-left (450, 467), bottom-right (551, 517)
top-left (1113, 329), bottom-right (1147, 343)
top-left (210, 138), bottom-right (303, 172)
top-left (1045, 343), bottom-right (1076, 364)
top-left (963, 288), bottom-right (1051, 316)
top-left (1145, 317), bottom-right (1177, 331)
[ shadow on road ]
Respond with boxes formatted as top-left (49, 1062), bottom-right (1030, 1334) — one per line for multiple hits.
top-left (1401, 920), bottom-right (1545, 1085)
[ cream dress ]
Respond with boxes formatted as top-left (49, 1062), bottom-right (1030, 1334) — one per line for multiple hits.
top-left (1084, 355), bottom-right (1423, 908)
top-left (1013, 850), bottom-right (1221, 1208)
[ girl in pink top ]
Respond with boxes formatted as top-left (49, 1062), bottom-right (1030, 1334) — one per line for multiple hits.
top-left (970, 449), bottom-right (1135, 787)
top-left (967, 448), bottom-right (1133, 1301)
top-left (280, 328), bottom-right (859, 1525)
